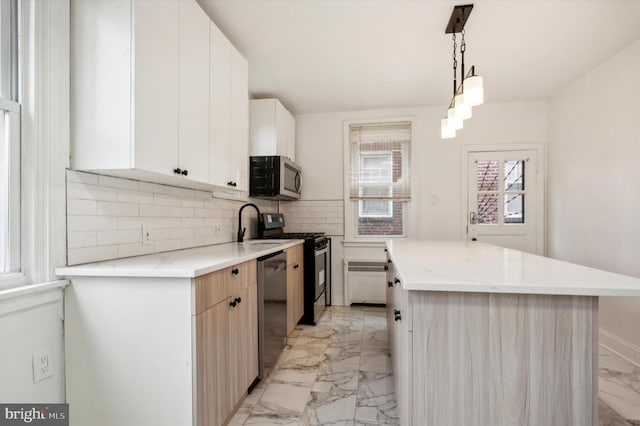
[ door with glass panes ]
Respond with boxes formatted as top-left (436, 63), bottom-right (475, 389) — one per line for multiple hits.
top-left (467, 150), bottom-right (541, 254)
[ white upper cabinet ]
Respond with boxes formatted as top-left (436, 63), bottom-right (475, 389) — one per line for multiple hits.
top-left (178, 0), bottom-right (210, 183)
top-left (250, 99), bottom-right (296, 162)
top-left (209, 23), bottom-right (249, 192)
top-left (230, 50), bottom-right (249, 192)
top-left (71, 0), bottom-right (249, 192)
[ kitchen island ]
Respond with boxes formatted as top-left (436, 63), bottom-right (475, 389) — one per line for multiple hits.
top-left (385, 240), bottom-right (640, 426)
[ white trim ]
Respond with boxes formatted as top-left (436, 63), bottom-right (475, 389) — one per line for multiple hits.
top-left (0, 97), bottom-right (20, 112)
top-left (8, 0), bottom-right (70, 290)
top-left (460, 143), bottom-right (546, 255)
top-left (600, 328), bottom-right (640, 369)
top-left (0, 280), bottom-right (67, 315)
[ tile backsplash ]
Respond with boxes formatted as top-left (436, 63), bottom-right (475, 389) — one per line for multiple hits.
top-left (66, 171), bottom-right (275, 265)
top-left (279, 200), bottom-right (344, 236)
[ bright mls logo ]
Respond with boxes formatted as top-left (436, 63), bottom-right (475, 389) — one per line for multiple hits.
top-left (0, 404), bottom-right (68, 426)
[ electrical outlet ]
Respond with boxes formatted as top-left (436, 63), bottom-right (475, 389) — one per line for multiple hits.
top-left (141, 224), bottom-right (152, 245)
top-left (32, 349), bottom-right (53, 383)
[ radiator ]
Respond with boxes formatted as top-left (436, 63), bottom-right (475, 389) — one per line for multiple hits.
top-left (345, 260), bottom-right (387, 304)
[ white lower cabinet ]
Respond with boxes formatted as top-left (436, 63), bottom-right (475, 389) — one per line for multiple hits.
top-left (65, 260), bottom-right (258, 426)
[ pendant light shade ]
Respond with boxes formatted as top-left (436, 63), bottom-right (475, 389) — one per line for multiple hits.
top-left (441, 118), bottom-right (456, 139)
top-left (447, 107), bottom-right (463, 130)
top-left (454, 93), bottom-right (472, 120)
top-left (440, 4), bottom-right (482, 139)
top-left (463, 75), bottom-right (484, 106)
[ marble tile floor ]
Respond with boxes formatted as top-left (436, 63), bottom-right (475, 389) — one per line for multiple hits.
top-left (229, 306), bottom-right (634, 426)
top-left (600, 346), bottom-right (640, 425)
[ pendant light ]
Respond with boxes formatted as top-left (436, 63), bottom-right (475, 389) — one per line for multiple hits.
top-left (440, 4), bottom-right (484, 139)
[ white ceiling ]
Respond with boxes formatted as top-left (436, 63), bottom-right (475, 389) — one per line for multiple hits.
top-left (198, 0), bottom-right (640, 114)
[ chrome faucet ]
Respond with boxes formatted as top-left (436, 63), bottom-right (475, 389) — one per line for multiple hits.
top-left (237, 203), bottom-right (261, 243)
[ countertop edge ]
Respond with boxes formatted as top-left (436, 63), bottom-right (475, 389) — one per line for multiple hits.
top-left (54, 240), bottom-right (304, 279)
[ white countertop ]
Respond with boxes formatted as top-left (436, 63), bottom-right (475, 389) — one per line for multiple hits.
top-left (55, 240), bottom-right (304, 278)
top-left (385, 240), bottom-right (640, 296)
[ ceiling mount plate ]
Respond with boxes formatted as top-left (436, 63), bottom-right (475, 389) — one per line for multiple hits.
top-left (445, 4), bottom-right (474, 34)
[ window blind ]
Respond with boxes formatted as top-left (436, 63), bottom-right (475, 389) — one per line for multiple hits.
top-left (349, 121), bottom-right (411, 201)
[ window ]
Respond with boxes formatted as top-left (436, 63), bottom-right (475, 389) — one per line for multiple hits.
top-left (0, 0), bottom-right (20, 275)
top-left (358, 153), bottom-right (393, 218)
top-left (348, 121), bottom-right (411, 238)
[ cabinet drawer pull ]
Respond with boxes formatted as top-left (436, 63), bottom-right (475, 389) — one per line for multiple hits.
top-left (394, 278), bottom-right (400, 285)
top-left (383, 265), bottom-right (389, 271)
top-left (387, 281), bottom-right (393, 288)
top-left (173, 167), bottom-right (182, 174)
top-left (229, 300), bottom-right (237, 308)
top-left (387, 259), bottom-right (392, 264)
top-left (181, 169), bottom-right (188, 176)
top-left (293, 264), bottom-right (299, 269)
top-left (394, 309), bottom-right (401, 321)
top-left (235, 297), bottom-right (242, 304)
top-left (231, 268), bottom-right (239, 275)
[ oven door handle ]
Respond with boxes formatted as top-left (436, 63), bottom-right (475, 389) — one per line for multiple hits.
top-left (314, 248), bottom-right (328, 256)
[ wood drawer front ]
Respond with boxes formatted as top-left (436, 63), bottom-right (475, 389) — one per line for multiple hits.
top-left (228, 260), bottom-right (256, 293)
top-left (196, 260), bottom-right (256, 314)
top-left (286, 245), bottom-right (304, 267)
top-left (195, 269), bottom-right (229, 314)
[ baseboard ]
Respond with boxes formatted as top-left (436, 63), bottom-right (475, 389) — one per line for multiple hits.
top-left (600, 328), bottom-right (640, 368)
top-left (331, 295), bottom-right (345, 306)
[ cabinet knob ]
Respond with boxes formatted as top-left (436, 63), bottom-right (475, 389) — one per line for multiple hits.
top-left (232, 182), bottom-right (237, 187)
top-left (229, 300), bottom-right (237, 308)
top-left (387, 259), bottom-right (392, 264)
top-left (394, 309), bottom-right (401, 321)
top-left (231, 268), bottom-right (239, 275)
top-left (394, 278), bottom-right (400, 285)
top-left (227, 181), bottom-right (233, 186)
top-left (235, 297), bottom-right (241, 304)
top-left (181, 169), bottom-right (188, 176)
top-left (387, 281), bottom-right (393, 288)
top-left (173, 168), bottom-right (181, 174)
top-left (293, 264), bottom-right (299, 269)
top-left (383, 265), bottom-right (389, 271)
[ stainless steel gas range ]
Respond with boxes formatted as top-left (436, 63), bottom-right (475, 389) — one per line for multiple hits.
top-left (258, 213), bottom-right (330, 324)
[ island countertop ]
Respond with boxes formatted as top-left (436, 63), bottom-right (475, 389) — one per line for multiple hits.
top-left (55, 240), bottom-right (304, 278)
top-left (385, 240), bottom-right (640, 296)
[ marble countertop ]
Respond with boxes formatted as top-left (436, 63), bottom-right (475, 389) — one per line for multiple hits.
top-left (55, 240), bottom-right (304, 278)
top-left (385, 240), bottom-right (640, 296)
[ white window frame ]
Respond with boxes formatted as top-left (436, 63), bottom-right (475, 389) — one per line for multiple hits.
top-left (358, 151), bottom-right (393, 219)
top-left (0, 99), bottom-right (21, 276)
top-left (343, 117), bottom-right (414, 243)
top-left (0, 0), bottom-right (70, 291)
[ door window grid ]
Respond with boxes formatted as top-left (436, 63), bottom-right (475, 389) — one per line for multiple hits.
top-left (475, 160), bottom-right (526, 225)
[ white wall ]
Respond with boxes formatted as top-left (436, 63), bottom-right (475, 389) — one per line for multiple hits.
top-left (294, 101), bottom-right (548, 304)
top-left (0, 291), bottom-right (65, 402)
top-left (548, 39), bottom-right (640, 351)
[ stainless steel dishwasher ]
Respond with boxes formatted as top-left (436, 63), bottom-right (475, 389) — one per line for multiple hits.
top-left (256, 250), bottom-right (287, 380)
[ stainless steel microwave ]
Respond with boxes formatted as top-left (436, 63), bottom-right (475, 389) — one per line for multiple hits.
top-left (249, 156), bottom-right (302, 200)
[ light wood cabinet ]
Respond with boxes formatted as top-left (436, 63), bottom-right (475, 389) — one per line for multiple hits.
top-left (250, 98), bottom-right (296, 162)
top-left (195, 260), bottom-right (258, 426)
top-left (286, 245), bottom-right (304, 336)
top-left (70, 0), bottom-right (249, 192)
